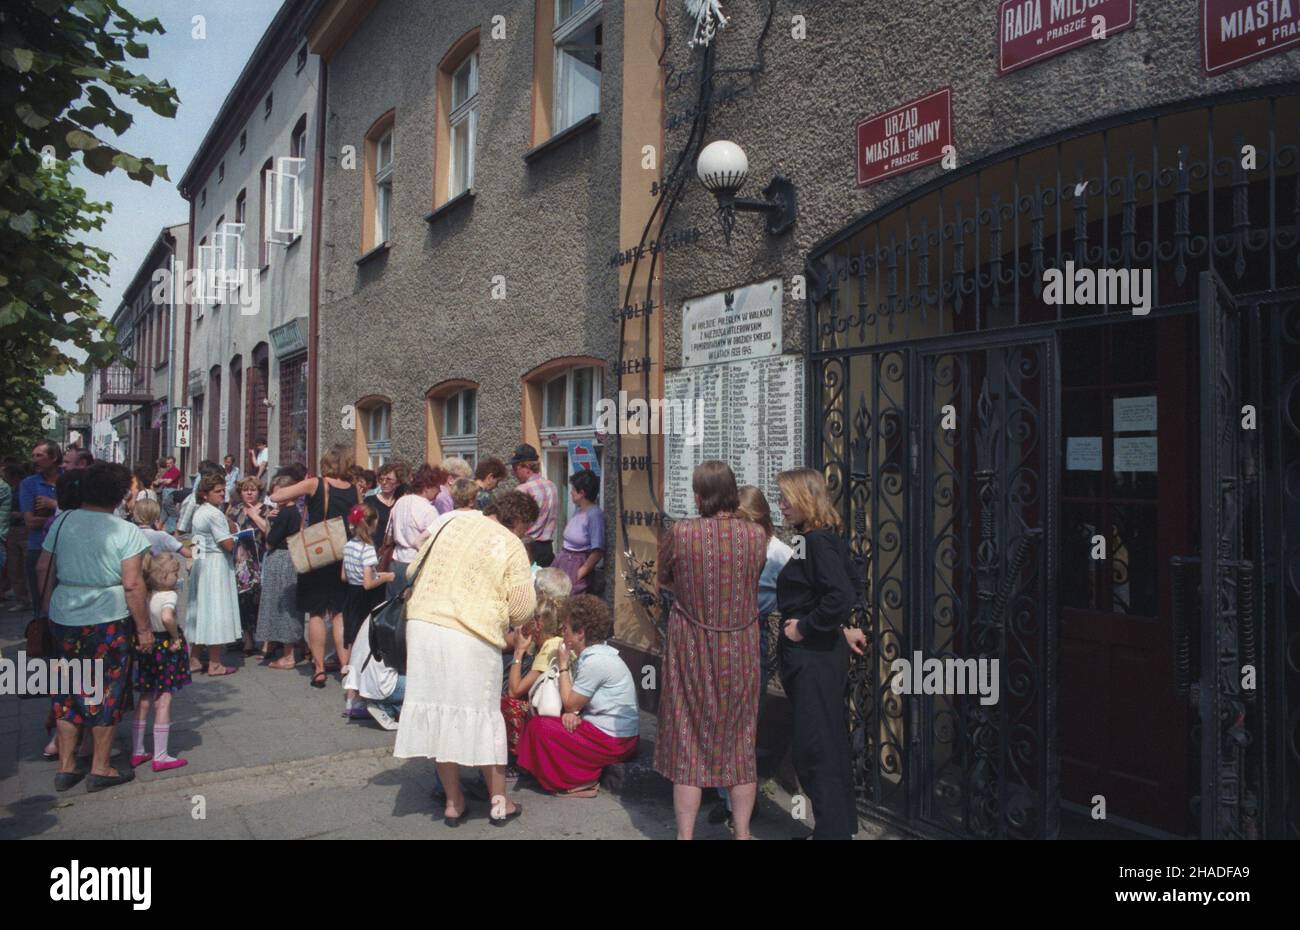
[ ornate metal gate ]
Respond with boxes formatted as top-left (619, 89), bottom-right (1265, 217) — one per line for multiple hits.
top-left (808, 86), bottom-right (1300, 839)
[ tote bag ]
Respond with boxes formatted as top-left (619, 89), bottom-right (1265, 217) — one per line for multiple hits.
top-left (287, 479), bottom-right (347, 574)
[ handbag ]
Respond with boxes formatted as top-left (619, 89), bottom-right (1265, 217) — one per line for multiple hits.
top-left (376, 508), bottom-right (396, 573)
top-left (528, 657), bottom-right (563, 717)
top-left (24, 514), bottom-right (66, 662)
top-left (368, 517), bottom-right (453, 676)
top-left (287, 478), bottom-right (347, 574)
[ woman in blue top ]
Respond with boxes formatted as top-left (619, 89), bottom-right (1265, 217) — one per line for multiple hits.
top-left (37, 463), bottom-right (153, 794)
top-left (551, 470), bottom-right (605, 595)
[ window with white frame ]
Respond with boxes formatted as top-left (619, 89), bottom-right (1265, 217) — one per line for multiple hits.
top-left (363, 403), bottom-right (391, 468)
top-left (374, 129), bottom-right (394, 245)
top-left (540, 364), bottom-right (601, 539)
top-left (449, 52), bottom-right (478, 198)
top-left (441, 387), bottom-right (477, 468)
top-left (553, 0), bottom-right (602, 133)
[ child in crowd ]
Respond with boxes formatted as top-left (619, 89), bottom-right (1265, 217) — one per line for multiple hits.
top-left (502, 568), bottom-right (573, 756)
top-left (341, 503), bottom-right (395, 718)
top-left (133, 552), bottom-right (191, 772)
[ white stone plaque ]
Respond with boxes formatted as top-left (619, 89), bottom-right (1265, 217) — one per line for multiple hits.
top-left (665, 354), bottom-right (805, 524)
top-left (1066, 436), bottom-right (1103, 471)
top-left (1114, 436), bottom-right (1158, 472)
top-left (682, 277), bottom-right (783, 367)
top-left (1113, 395), bottom-right (1157, 432)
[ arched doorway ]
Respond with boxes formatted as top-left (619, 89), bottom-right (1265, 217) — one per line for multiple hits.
top-left (807, 85), bottom-right (1300, 840)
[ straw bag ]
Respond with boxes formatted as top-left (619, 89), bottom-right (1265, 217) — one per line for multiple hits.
top-left (287, 479), bottom-right (347, 573)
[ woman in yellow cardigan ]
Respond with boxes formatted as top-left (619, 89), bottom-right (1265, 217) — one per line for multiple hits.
top-left (394, 491), bottom-right (539, 827)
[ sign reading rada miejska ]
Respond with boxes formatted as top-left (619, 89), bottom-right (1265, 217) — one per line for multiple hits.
top-left (1202, 0), bottom-right (1300, 75)
top-left (855, 88), bottom-right (952, 186)
top-left (997, 0), bottom-right (1136, 74)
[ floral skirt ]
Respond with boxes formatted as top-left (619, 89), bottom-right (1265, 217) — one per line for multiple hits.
top-left (50, 620), bottom-right (133, 727)
top-left (134, 634), bottom-right (192, 696)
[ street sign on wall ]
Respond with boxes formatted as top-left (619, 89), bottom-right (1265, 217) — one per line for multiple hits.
top-left (1202, 0), bottom-right (1300, 75)
top-left (855, 88), bottom-right (952, 186)
top-left (997, 0), bottom-right (1136, 74)
top-left (174, 406), bottom-right (191, 448)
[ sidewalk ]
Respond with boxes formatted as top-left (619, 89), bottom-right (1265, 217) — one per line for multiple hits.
top-left (1, 606), bottom-right (897, 840)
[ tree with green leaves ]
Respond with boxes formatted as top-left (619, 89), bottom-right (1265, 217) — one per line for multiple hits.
top-left (0, 0), bottom-right (178, 461)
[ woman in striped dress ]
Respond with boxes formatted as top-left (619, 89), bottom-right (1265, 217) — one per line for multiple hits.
top-left (654, 461), bottom-right (768, 840)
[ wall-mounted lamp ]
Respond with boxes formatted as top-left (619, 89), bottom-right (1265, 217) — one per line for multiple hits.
top-left (696, 140), bottom-right (797, 246)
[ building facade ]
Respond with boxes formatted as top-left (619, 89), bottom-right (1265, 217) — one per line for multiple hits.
top-left (178, 0), bottom-right (320, 479)
top-left (304, 0), bottom-right (1298, 839)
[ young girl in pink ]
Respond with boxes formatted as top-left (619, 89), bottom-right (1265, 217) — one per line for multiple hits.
top-left (132, 553), bottom-right (192, 771)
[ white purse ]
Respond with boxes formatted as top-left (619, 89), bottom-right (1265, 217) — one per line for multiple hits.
top-left (528, 658), bottom-right (563, 718)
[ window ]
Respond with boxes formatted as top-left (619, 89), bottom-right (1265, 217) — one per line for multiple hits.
top-left (449, 53), bottom-right (478, 198)
top-left (259, 159), bottom-right (273, 268)
top-left (213, 214), bottom-right (225, 306)
top-left (239, 130), bottom-right (246, 153)
top-left (200, 188), bottom-right (206, 209)
top-left (536, 363), bottom-right (601, 540)
top-left (361, 402), bottom-right (391, 468)
top-left (218, 161), bottom-right (225, 183)
top-left (291, 115), bottom-right (308, 159)
top-left (441, 387), bottom-right (477, 468)
top-left (373, 130), bottom-right (393, 245)
top-left (264, 92), bottom-right (273, 118)
top-left (553, 0), bottom-right (601, 133)
top-left (296, 44), bottom-right (308, 73)
top-left (279, 356), bottom-right (308, 467)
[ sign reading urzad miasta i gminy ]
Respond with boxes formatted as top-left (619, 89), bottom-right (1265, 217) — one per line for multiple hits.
top-left (998, 0), bottom-right (1135, 74)
top-left (1203, 0), bottom-right (1300, 75)
top-left (855, 88), bottom-right (952, 186)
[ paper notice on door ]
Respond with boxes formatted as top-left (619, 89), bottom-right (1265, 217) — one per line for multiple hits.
top-left (1066, 436), bottom-right (1103, 471)
top-left (1114, 436), bottom-right (1158, 472)
top-left (1113, 395), bottom-right (1157, 432)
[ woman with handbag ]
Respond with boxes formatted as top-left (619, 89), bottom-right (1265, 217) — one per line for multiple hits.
top-left (515, 595), bottom-right (640, 798)
top-left (36, 463), bottom-right (154, 793)
top-left (256, 473), bottom-right (304, 669)
top-left (653, 461), bottom-right (768, 840)
top-left (384, 464), bottom-right (444, 600)
top-left (394, 490), bottom-right (538, 827)
top-left (186, 474), bottom-right (242, 677)
top-left (228, 477), bottom-right (270, 658)
top-left (270, 443), bottom-right (358, 688)
top-left (502, 567), bottom-right (572, 756)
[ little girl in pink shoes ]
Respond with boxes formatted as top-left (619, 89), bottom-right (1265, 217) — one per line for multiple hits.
top-left (132, 553), bottom-right (192, 772)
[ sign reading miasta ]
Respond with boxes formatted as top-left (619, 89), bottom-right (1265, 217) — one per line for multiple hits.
top-left (855, 88), bottom-right (952, 187)
top-left (1202, 0), bottom-right (1300, 75)
top-left (997, 0), bottom-right (1136, 74)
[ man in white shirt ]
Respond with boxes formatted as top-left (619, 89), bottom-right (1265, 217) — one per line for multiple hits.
top-left (250, 439), bottom-right (269, 482)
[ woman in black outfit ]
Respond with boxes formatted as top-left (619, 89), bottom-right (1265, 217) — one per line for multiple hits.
top-left (270, 443), bottom-right (359, 688)
top-left (775, 468), bottom-right (868, 840)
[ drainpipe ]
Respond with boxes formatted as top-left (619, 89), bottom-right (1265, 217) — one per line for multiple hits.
top-left (182, 194), bottom-right (196, 477)
top-left (307, 55), bottom-right (327, 470)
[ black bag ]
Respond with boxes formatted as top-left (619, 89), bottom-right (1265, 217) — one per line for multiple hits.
top-left (368, 518), bottom-right (453, 675)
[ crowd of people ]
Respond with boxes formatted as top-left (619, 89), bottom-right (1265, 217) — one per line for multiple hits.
top-left (5, 434), bottom-right (866, 839)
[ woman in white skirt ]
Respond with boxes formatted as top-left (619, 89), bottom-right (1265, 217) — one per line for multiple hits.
top-left (186, 475), bottom-right (242, 676)
top-left (395, 491), bottom-right (538, 827)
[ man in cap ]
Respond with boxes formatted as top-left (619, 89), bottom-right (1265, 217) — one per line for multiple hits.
top-left (508, 443), bottom-right (557, 567)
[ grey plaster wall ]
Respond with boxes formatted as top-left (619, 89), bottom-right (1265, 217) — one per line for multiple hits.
top-left (656, 0), bottom-right (1300, 362)
top-left (317, 0), bottom-right (625, 469)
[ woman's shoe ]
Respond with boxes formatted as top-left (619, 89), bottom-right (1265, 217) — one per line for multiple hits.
top-left (310, 671), bottom-right (328, 689)
top-left (54, 771), bottom-right (85, 792)
top-left (490, 802), bottom-right (523, 827)
top-left (130, 753), bottom-right (153, 768)
top-left (152, 757), bottom-right (188, 773)
top-left (86, 769), bottom-right (136, 793)
top-left (443, 808), bottom-right (469, 828)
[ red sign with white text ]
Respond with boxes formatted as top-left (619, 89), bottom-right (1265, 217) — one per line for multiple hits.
top-left (997, 0), bottom-right (1136, 74)
top-left (855, 88), bottom-right (952, 187)
top-left (1203, 0), bottom-right (1300, 75)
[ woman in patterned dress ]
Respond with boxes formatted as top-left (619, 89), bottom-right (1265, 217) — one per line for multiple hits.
top-left (228, 476), bottom-right (269, 657)
top-left (653, 460), bottom-right (768, 840)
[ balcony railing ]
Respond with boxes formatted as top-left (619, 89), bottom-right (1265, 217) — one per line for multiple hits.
top-left (98, 361), bottom-right (153, 404)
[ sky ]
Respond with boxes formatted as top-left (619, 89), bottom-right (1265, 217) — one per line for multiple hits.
top-left (46, 0), bottom-right (284, 411)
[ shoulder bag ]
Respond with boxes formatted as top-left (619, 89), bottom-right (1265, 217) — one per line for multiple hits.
top-left (367, 517), bottom-right (453, 676)
top-left (287, 478), bottom-right (347, 574)
top-left (24, 513), bottom-right (67, 662)
top-left (376, 505), bottom-right (396, 573)
top-left (528, 656), bottom-right (564, 717)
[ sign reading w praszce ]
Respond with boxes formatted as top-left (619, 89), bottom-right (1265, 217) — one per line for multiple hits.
top-left (855, 88), bottom-right (952, 186)
top-left (998, 0), bottom-right (1136, 74)
top-left (1203, 0), bottom-right (1300, 75)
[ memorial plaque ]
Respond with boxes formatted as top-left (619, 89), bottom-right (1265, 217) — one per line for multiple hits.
top-left (664, 355), bottom-right (805, 524)
top-left (855, 88), bottom-right (952, 186)
top-left (998, 0), bottom-right (1135, 75)
top-left (1203, 0), bottom-right (1300, 75)
top-left (682, 278), bottom-right (783, 367)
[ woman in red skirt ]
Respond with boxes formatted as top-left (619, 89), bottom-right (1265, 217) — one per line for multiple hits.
top-left (516, 595), bottom-right (639, 797)
top-left (653, 461), bottom-right (768, 839)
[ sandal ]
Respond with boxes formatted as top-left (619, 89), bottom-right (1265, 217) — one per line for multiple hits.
top-left (208, 665), bottom-right (238, 678)
top-left (559, 784), bottom-right (600, 799)
top-left (267, 656), bottom-right (297, 670)
top-left (490, 802), bottom-right (523, 827)
top-left (310, 672), bottom-right (328, 689)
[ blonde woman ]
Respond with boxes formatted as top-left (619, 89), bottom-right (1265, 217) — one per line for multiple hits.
top-left (271, 443), bottom-right (359, 688)
top-left (503, 567), bottom-right (573, 755)
top-left (774, 468), bottom-right (865, 840)
top-left (435, 456), bottom-right (473, 514)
